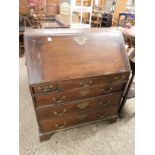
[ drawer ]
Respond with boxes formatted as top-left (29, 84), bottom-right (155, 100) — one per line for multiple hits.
top-left (36, 91), bottom-right (122, 121)
top-left (39, 106), bottom-right (118, 133)
top-left (35, 83), bottom-right (124, 107)
top-left (32, 73), bottom-right (129, 94)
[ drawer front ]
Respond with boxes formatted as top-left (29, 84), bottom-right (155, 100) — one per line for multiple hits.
top-left (35, 83), bottom-right (124, 107)
top-left (39, 106), bottom-right (118, 133)
top-left (36, 92), bottom-right (122, 121)
top-left (32, 73), bottom-right (129, 94)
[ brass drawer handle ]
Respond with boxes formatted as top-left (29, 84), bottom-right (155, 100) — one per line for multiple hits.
top-left (55, 122), bottom-right (67, 129)
top-left (53, 109), bottom-right (67, 116)
top-left (80, 80), bottom-right (93, 87)
top-left (52, 96), bottom-right (66, 103)
top-left (38, 85), bottom-right (53, 92)
top-left (97, 113), bottom-right (106, 119)
top-left (102, 87), bottom-right (112, 93)
top-left (77, 102), bottom-right (89, 109)
top-left (37, 85), bottom-right (63, 92)
top-left (99, 100), bottom-right (110, 105)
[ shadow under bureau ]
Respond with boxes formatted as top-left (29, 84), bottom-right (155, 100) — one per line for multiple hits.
top-left (24, 28), bottom-right (131, 142)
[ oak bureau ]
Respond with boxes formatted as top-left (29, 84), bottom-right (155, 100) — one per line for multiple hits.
top-left (24, 28), bottom-right (131, 142)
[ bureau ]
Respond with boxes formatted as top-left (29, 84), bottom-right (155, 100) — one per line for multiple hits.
top-left (24, 28), bottom-right (131, 142)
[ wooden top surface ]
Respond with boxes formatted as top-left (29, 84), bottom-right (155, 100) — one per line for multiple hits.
top-left (25, 28), bottom-right (131, 85)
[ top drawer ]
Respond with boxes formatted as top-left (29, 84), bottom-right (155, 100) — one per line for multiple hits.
top-left (32, 73), bottom-right (129, 94)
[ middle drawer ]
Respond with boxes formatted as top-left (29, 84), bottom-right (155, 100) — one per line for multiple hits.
top-left (36, 91), bottom-right (122, 121)
top-left (34, 83), bottom-right (124, 107)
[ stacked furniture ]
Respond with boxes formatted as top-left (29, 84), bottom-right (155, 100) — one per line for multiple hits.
top-left (24, 28), bottom-right (131, 142)
top-left (101, 13), bottom-right (112, 27)
top-left (91, 10), bottom-right (102, 27)
top-left (117, 12), bottom-right (135, 27)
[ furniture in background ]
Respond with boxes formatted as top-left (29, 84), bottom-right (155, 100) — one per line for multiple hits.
top-left (24, 28), bottom-right (131, 142)
top-left (70, 0), bottom-right (93, 28)
top-left (91, 10), bottom-right (102, 27)
top-left (28, 0), bottom-right (63, 28)
top-left (118, 26), bottom-right (135, 116)
top-left (19, 14), bottom-right (36, 57)
top-left (91, 11), bottom-right (112, 28)
top-left (117, 12), bottom-right (135, 27)
top-left (46, 0), bottom-right (60, 16)
top-left (112, 0), bottom-right (128, 26)
top-left (57, 14), bottom-right (79, 27)
top-left (19, 31), bottom-right (24, 57)
top-left (101, 13), bottom-right (112, 27)
top-left (39, 16), bottom-right (69, 28)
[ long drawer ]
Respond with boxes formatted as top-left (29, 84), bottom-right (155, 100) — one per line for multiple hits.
top-left (35, 83), bottom-right (124, 107)
top-left (32, 73), bottom-right (129, 94)
top-left (39, 106), bottom-right (118, 133)
top-left (36, 92), bottom-right (122, 121)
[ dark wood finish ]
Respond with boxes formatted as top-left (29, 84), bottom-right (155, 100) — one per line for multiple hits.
top-left (39, 132), bottom-right (54, 142)
top-left (25, 29), bottom-right (130, 85)
top-left (35, 83), bottom-right (124, 107)
top-left (36, 92), bottom-right (122, 121)
top-left (39, 106), bottom-right (118, 133)
top-left (101, 13), bottom-right (112, 27)
top-left (32, 72), bottom-right (129, 94)
top-left (24, 28), bottom-right (131, 141)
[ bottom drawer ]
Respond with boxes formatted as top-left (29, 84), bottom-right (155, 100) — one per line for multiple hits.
top-left (39, 106), bottom-right (118, 133)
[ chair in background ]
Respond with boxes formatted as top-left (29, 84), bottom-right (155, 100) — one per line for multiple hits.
top-left (119, 34), bottom-right (135, 117)
top-left (117, 12), bottom-right (135, 27)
